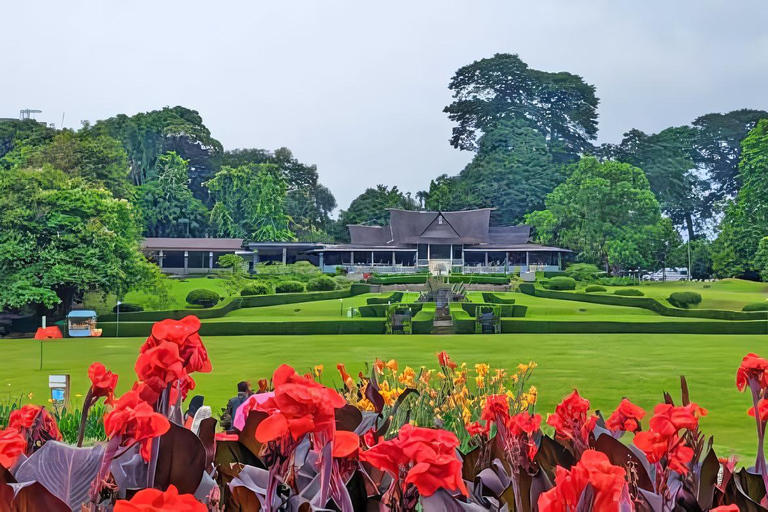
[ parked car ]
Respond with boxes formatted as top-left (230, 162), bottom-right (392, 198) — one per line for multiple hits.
top-left (641, 267), bottom-right (689, 282)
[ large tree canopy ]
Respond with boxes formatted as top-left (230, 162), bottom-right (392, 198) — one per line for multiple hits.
top-left (0, 166), bottom-right (153, 314)
top-left (421, 119), bottom-right (563, 225)
top-left (333, 185), bottom-right (418, 242)
top-left (526, 157), bottom-right (670, 272)
top-left (712, 119), bottom-right (768, 278)
top-left (207, 163), bottom-right (295, 242)
top-left (444, 53), bottom-right (599, 160)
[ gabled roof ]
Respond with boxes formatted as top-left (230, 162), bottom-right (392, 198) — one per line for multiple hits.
top-left (387, 209), bottom-right (492, 244)
top-left (348, 225), bottom-right (392, 245)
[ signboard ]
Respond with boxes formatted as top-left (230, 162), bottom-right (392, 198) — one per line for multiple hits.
top-left (48, 374), bottom-right (70, 406)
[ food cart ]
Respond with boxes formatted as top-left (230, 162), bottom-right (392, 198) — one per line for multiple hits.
top-left (66, 310), bottom-right (102, 337)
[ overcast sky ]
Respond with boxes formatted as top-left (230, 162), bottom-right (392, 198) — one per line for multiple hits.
top-left (2, 0), bottom-right (767, 212)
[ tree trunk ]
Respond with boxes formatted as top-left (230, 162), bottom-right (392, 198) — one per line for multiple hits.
top-left (685, 212), bottom-right (696, 241)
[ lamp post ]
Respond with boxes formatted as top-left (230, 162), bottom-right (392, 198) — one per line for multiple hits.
top-left (339, 298), bottom-right (343, 317)
top-left (116, 300), bottom-right (121, 338)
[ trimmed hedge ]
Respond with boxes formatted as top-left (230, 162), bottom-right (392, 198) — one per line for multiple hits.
top-left (585, 286), bottom-right (607, 293)
top-left (113, 303), bottom-right (143, 313)
top-left (358, 303), bottom-right (424, 318)
top-left (543, 277), bottom-right (577, 291)
top-left (500, 319), bottom-right (768, 335)
top-left (743, 303), bottom-right (768, 312)
top-left (481, 293), bottom-right (516, 304)
top-left (275, 281), bottom-right (305, 293)
top-left (668, 291), bottom-right (702, 309)
top-left (241, 282), bottom-right (273, 296)
top-left (367, 292), bottom-right (404, 305)
top-left (368, 275), bottom-right (428, 285)
top-left (186, 289), bottom-right (221, 308)
top-left (99, 285), bottom-right (373, 323)
top-left (306, 276), bottom-right (338, 291)
top-left (458, 303), bottom-right (527, 318)
top-left (614, 289), bottom-right (644, 297)
top-left (368, 274), bottom-right (510, 285)
top-left (449, 275), bottom-right (510, 285)
top-left (519, 283), bottom-right (768, 321)
top-left (100, 318), bottom-right (386, 337)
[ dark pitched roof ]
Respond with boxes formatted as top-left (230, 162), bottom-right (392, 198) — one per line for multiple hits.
top-left (142, 238), bottom-right (244, 251)
top-left (488, 226), bottom-right (530, 244)
top-left (348, 225), bottom-right (392, 245)
top-left (387, 209), bottom-right (492, 244)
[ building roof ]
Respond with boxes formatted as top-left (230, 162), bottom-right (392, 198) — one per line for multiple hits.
top-left (142, 238), bottom-right (244, 252)
top-left (385, 209), bottom-right (493, 244)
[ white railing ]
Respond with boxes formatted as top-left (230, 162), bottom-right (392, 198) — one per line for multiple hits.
top-left (327, 264), bottom-right (418, 274)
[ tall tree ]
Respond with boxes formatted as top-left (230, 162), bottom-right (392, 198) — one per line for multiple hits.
top-left (0, 166), bottom-right (153, 315)
top-left (712, 119), bottom-right (768, 278)
top-left (0, 119), bottom-right (56, 169)
top-left (207, 163), bottom-right (294, 242)
top-left (444, 53), bottom-right (599, 161)
top-left (526, 157), bottom-right (665, 272)
top-left (136, 152), bottom-right (209, 237)
top-left (333, 185), bottom-right (418, 242)
top-left (421, 119), bottom-right (563, 225)
top-left (692, 109), bottom-right (767, 201)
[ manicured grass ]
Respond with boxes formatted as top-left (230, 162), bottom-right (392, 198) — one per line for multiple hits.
top-left (583, 279), bottom-right (768, 311)
top-left (207, 293), bottom-right (381, 321)
top-left (4, 333), bottom-right (765, 461)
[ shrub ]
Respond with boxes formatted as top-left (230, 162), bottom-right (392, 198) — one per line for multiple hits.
top-left (667, 291), bottom-right (703, 309)
top-left (585, 285), bottom-right (606, 293)
top-left (543, 276), bottom-right (577, 290)
top-left (241, 282), bottom-right (273, 296)
top-left (113, 303), bottom-right (143, 313)
top-left (306, 275), bottom-right (338, 291)
top-left (743, 302), bottom-right (768, 312)
top-left (185, 289), bottom-right (221, 308)
top-left (613, 289), bottom-right (644, 296)
top-left (596, 276), bottom-right (635, 286)
top-left (565, 263), bottom-right (601, 281)
top-left (333, 275), bottom-right (352, 289)
top-left (275, 281), bottom-right (305, 293)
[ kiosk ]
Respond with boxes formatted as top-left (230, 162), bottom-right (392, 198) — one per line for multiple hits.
top-left (66, 310), bottom-right (101, 337)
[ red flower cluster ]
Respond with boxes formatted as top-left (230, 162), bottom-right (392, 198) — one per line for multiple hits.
top-left (140, 316), bottom-right (212, 374)
top-left (437, 351), bottom-right (457, 370)
top-left (749, 398), bottom-right (768, 421)
top-left (0, 428), bottom-right (27, 468)
top-left (114, 484), bottom-right (205, 512)
top-left (538, 450), bottom-right (628, 512)
top-left (135, 343), bottom-right (185, 395)
top-left (481, 395), bottom-right (541, 461)
top-left (361, 424), bottom-right (468, 497)
top-left (736, 353), bottom-right (768, 391)
top-left (104, 390), bottom-right (171, 461)
top-left (8, 404), bottom-right (62, 442)
top-left (634, 403), bottom-right (706, 475)
top-left (480, 394), bottom-right (509, 423)
top-left (255, 364), bottom-right (348, 443)
top-left (605, 398), bottom-right (646, 433)
top-left (88, 362), bottom-right (119, 404)
top-left (546, 390), bottom-right (597, 454)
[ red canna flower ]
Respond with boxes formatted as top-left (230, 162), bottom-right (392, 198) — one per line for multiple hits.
top-left (254, 364), bottom-right (347, 443)
top-left (131, 381), bottom-right (160, 405)
top-left (538, 450), bottom-right (628, 512)
top-left (634, 402), bottom-right (699, 476)
top-left (332, 430), bottom-right (360, 458)
top-left (606, 398), bottom-right (646, 433)
top-left (737, 353), bottom-right (768, 391)
top-left (546, 390), bottom-right (597, 454)
top-left (481, 394), bottom-right (509, 423)
top-left (361, 424), bottom-right (468, 498)
top-left (113, 484), bottom-right (205, 512)
top-left (508, 412), bottom-right (542, 460)
top-left (104, 390), bottom-right (171, 461)
top-left (0, 428), bottom-right (27, 468)
top-left (648, 403), bottom-right (706, 438)
top-left (8, 404), bottom-right (62, 442)
top-left (258, 379), bottom-right (268, 393)
top-left (168, 372), bottom-right (196, 405)
top-left (336, 363), bottom-right (352, 383)
top-left (88, 362), bottom-right (119, 404)
top-left (748, 398), bottom-right (768, 421)
top-left (711, 506), bottom-right (740, 512)
top-left (135, 342), bottom-right (185, 394)
top-left (437, 351), bottom-right (457, 370)
top-left (465, 421), bottom-right (486, 437)
top-left (140, 316), bottom-right (211, 374)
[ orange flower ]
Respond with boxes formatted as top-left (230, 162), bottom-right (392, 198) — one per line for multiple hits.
top-left (437, 351), bottom-right (457, 370)
top-left (114, 484), bottom-right (205, 511)
top-left (385, 359), bottom-right (398, 372)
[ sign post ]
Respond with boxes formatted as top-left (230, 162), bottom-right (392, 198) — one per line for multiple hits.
top-left (116, 300), bottom-right (121, 338)
top-left (49, 374), bottom-right (70, 408)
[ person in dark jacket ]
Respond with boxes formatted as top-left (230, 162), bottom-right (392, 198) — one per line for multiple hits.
top-left (221, 381), bottom-right (252, 431)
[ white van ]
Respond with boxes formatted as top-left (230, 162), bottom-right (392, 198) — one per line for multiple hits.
top-left (641, 267), bottom-right (689, 282)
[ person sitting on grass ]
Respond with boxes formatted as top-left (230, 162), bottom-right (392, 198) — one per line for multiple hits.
top-left (221, 381), bottom-right (252, 431)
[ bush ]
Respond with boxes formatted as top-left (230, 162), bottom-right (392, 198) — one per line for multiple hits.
top-left (113, 303), bottom-right (143, 313)
top-left (543, 276), bottom-right (577, 290)
top-left (613, 289), bottom-right (645, 296)
top-left (306, 275), bottom-right (338, 291)
top-left (565, 263), bottom-right (601, 281)
top-left (274, 281), bottom-right (305, 293)
top-left (596, 277), bottom-right (635, 286)
top-left (185, 289), bottom-right (221, 308)
top-left (667, 291), bottom-right (703, 309)
top-left (743, 303), bottom-right (768, 312)
top-left (585, 285), bottom-right (607, 293)
top-left (241, 282), bottom-right (273, 296)
top-left (333, 275), bottom-right (352, 289)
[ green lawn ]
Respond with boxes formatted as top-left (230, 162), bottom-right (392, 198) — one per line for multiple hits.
top-left (582, 279), bottom-right (768, 311)
top-left (4, 333), bottom-right (765, 461)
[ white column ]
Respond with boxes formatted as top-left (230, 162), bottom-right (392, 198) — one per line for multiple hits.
top-left (209, 251), bottom-right (214, 269)
top-left (526, 251), bottom-right (530, 269)
top-left (158, 250), bottom-right (164, 268)
top-left (391, 251), bottom-right (396, 265)
top-left (282, 247), bottom-right (287, 265)
top-left (319, 252), bottom-right (324, 270)
top-left (184, 251), bottom-right (189, 274)
top-left (484, 252), bottom-right (488, 266)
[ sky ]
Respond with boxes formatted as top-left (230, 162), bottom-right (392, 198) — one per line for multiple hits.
top-left (2, 0), bottom-right (767, 213)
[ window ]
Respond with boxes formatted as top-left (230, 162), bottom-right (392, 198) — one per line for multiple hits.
top-left (430, 244), bottom-right (451, 259)
top-left (453, 245), bottom-right (463, 260)
top-left (373, 251), bottom-right (393, 264)
top-left (417, 244), bottom-right (428, 259)
top-left (395, 251), bottom-right (416, 266)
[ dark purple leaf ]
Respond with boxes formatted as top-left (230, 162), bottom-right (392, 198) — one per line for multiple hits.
top-left (197, 417), bottom-right (217, 470)
top-left (110, 444), bottom-right (147, 492)
top-left (365, 372), bottom-right (385, 413)
top-left (154, 423), bottom-right (206, 495)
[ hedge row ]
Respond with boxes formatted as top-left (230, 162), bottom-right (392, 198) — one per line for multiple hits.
top-left (368, 275), bottom-right (511, 285)
top-left (366, 292), bottom-right (404, 305)
top-left (499, 319), bottom-right (768, 335)
top-left (481, 293), bottom-right (516, 304)
top-left (518, 283), bottom-right (768, 321)
top-left (100, 318), bottom-right (386, 337)
top-left (99, 284), bottom-right (372, 323)
top-left (368, 275), bottom-right (428, 285)
top-left (458, 303), bottom-right (527, 318)
top-left (357, 303), bottom-right (425, 318)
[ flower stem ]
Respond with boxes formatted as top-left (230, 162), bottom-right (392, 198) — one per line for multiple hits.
top-left (77, 390), bottom-right (93, 447)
